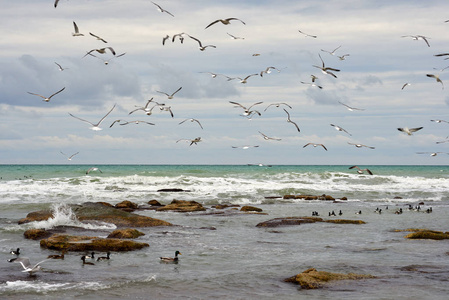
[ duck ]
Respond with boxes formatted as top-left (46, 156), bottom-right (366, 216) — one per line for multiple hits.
top-left (160, 251), bottom-right (181, 263)
top-left (97, 252), bottom-right (111, 261)
top-left (81, 255), bottom-right (95, 265)
top-left (10, 248), bottom-right (20, 256)
top-left (84, 252), bottom-right (95, 259)
top-left (47, 250), bottom-right (66, 260)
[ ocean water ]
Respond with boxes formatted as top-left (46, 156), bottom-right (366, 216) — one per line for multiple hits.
top-left (0, 164), bottom-right (448, 299)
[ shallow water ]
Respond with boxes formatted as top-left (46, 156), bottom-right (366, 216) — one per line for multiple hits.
top-left (1, 165), bottom-right (448, 299)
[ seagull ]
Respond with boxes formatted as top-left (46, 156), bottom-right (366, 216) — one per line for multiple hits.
top-left (434, 53), bottom-right (449, 60)
top-left (347, 142), bottom-right (375, 149)
top-left (199, 71), bottom-right (228, 79)
top-left (158, 105), bottom-right (174, 118)
top-left (120, 120), bottom-right (155, 126)
top-left (232, 145), bottom-right (259, 149)
top-left (83, 47), bottom-right (116, 58)
top-left (172, 32), bottom-right (187, 43)
top-left (129, 98), bottom-right (159, 115)
top-left (89, 32), bottom-right (107, 43)
top-left (72, 21), bottom-right (84, 36)
top-left (54, 0), bottom-right (59, 8)
top-left (337, 54), bottom-right (350, 60)
top-left (27, 87), bottom-right (65, 102)
top-left (259, 131), bottom-right (281, 141)
top-left (330, 124), bottom-right (352, 136)
top-left (151, 1), bottom-right (174, 17)
top-left (179, 118), bottom-right (203, 129)
top-left (187, 35), bottom-right (216, 51)
top-left (8, 257), bottom-right (49, 275)
top-left (60, 151), bottom-right (79, 160)
top-left (298, 29), bottom-right (317, 38)
top-left (69, 104), bottom-right (116, 131)
top-left (87, 52), bottom-right (126, 65)
top-left (227, 32), bottom-right (245, 40)
top-left (264, 102), bottom-right (292, 111)
top-left (349, 165), bottom-right (373, 175)
top-left (205, 18), bottom-right (246, 29)
top-left (156, 87), bottom-right (182, 99)
top-left (401, 35), bottom-right (430, 47)
top-left (401, 83), bottom-right (411, 90)
top-left (86, 167), bottom-right (102, 175)
top-left (397, 127), bottom-right (423, 135)
top-left (300, 80), bottom-right (323, 89)
top-left (321, 45), bottom-right (341, 56)
top-left (313, 54), bottom-right (340, 78)
top-left (338, 101), bottom-right (365, 111)
top-left (431, 119), bottom-right (449, 123)
top-left (109, 119), bottom-right (126, 128)
top-left (236, 73), bottom-right (259, 84)
top-left (259, 66), bottom-right (281, 77)
top-left (229, 101), bottom-right (263, 116)
top-left (426, 74), bottom-right (444, 89)
top-left (283, 109), bottom-right (300, 132)
top-left (177, 137), bottom-right (201, 146)
top-left (55, 62), bottom-right (68, 71)
top-left (303, 143), bottom-right (327, 151)
top-left (162, 35), bottom-right (170, 45)
top-left (416, 152), bottom-right (449, 156)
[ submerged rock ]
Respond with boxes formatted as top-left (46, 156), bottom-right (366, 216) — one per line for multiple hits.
top-left (40, 234), bottom-right (149, 252)
top-left (23, 228), bottom-right (52, 240)
top-left (256, 216), bottom-right (365, 228)
top-left (157, 188), bottom-right (191, 192)
top-left (240, 206), bottom-right (263, 212)
top-left (284, 268), bottom-right (376, 289)
top-left (115, 200), bottom-right (138, 211)
top-left (404, 229), bottom-right (449, 240)
top-left (107, 228), bottom-right (145, 239)
top-left (156, 199), bottom-right (206, 212)
top-left (283, 194), bottom-right (338, 201)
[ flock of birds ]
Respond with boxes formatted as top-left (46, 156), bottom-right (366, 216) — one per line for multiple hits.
top-left (22, 1), bottom-right (449, 172)
top-left (7, 248), bottom-right (181, 276)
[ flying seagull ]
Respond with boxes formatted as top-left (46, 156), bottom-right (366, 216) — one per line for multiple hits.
top-left (60, 151), bottom-right (79, 161)
top-left (88, 52), bottom-right (126, 65)
top-left (86, 167), bottom-right (102, 174)
top-left (337, 54), bottom-right (350, 60)
top-left (72, 21), bottom-right (84, 36)
top-left (55, 62), bottom-right (68, 71)
top-left (120, 120), bottom-right (155, 126)
top-left (179, 118), bottom-right (203, 129)
top-left (89, 32), bottom-right (107, 43)
top-left (187, 35), bottom-right (216, 51)
top-left (260, 66), bottom-right (281, 77)
top-left (431, 119), bottom-right (449, 123)
top-left (27, 87), bottom-right (65, 102)
top-left (205, 18), bottom-right (246, 29)
top-left (283, 109), bottom-right (300, 132)
top-left (416, 152), bottom-right (449, 156)
top-left (264, 102), bottom-right (292, 111)
top-left (347, 142), bottom-right (375, 149)
top-left (177, 137), bottom-right (201, 146)
top-left (158, 105), bottom-right (174, 118)
top-left (69, 104), bottom-right (116, 131)
top-left (236, 73), bottom-right (259, 84)
top-left (300, 80), bottom-right (323, 89)
top-left (83, 47), bottom-right (116, 58)
top-left (330, 124), bottom-right (352, 136)
top-left (151, 1), bottom-right (174, 17)
top-left (426, 74), bottom-right (444, 89)
top-left (338, 101), bottom-right (365, 111)
top-left (401, 35), bottom-right (430, 47)
top-left (232, 145), bottom-right (259, 149)
top-left (313, 54), bottom-right (340, 78)
top-left (156, 87), bottom-right (182, 99)
top-left (298, 29), bottom-right (317, 38)
top-left (321, 45), bottom-right (341, 56)
top-left (129, 98), bottom-right (158, 115)
top-left (8, 257), bottom-right (50, 275)
top-left (259, 131), bottom-right (281, 141)
top-left (227, 32), bottom-right (245, 40)
top-left (401, 83), bottom-right (411, 90)
top-left (397, 127), bottom-right (423, 135)
top-left (229, 101), bottom-right (263, 117)
top-left (54, 0), bottom-right (59, 8)
top-left (303, 143), bottom-right (327, 151)
top-left (349, 165), bottom-right (373, 175)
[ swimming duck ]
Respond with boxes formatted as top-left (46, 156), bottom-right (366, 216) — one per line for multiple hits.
top-left (97, 252), bottom-right (111, 261)
top-left (47, 250), bottom-right (66, 260)
top-left (81, 255), bottom-right (95, 265)
top-left (10, 248), bottom-right (20, 255)
top-left (160, 251), bottom-right (181, 263)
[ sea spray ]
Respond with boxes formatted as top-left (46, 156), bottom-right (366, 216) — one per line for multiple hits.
top-left (25, 203), bottom-right (116, 230)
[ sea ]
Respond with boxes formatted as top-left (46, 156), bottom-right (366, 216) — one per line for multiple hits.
top-left (0, 164), bottom-right (448, 300)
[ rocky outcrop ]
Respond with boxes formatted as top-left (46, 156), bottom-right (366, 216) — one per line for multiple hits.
top-left (402, 229), bottom-right (449, 240)
top-left (156, 199), bottom-right (206, 212)
top-left (283, 194), bottom-right (337, 201)
top-left (115, 200), bottom-right (138, 211)
top-left (107, 228), bottom-right (145, 239)
top-left (284, 268), bottom-right (376, 289)
top-left (240, 206), bottom-right (263, 212)
top-left (40, 234), bottom-right (149, 252)
top-left (18, 202), bottom-right (172, 227)
top-left (256, 216), bottom-right (365, 227)
top-left (157, 188), bottom-right (191, 192)
top-left (23, 228), bottom-right (52, 240)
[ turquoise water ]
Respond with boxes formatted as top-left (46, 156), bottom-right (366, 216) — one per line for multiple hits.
top-left (1, 165), bottom-right (448, 299)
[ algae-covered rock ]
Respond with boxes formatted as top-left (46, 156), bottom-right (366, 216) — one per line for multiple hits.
top-left (40, 234), bottom-right (149, 252)
top-left (18, 211), bottom-right (54, 225)
top-left (107, 228), bottom-right (145, 239)
top-left (115, 200), bottom-right (138, 210)
top-left (240, 206), bottom-right (263, 212)
top-left (156, 199), bottom-right (206, 212)
top-left (404, 230), bottom-right (449, 240)
top-left (325, 219), bottom-right (366, 225)
top-left (284, 268), bottom-right (376, 289)
top-left (23, 228), bottom-right (52, 240)
top-left (256, 216), bottom-right (364, 228)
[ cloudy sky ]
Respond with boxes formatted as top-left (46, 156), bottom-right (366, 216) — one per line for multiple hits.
top-left (1, 0), bottom-right (449, 165)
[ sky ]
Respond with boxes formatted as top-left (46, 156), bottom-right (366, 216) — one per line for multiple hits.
top-left (1, 0), bottom-right (449, 165)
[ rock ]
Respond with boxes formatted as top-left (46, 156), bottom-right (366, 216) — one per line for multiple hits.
top-left (256, 216), bottom-right (365, 228)
top-left (157, 188), bottom-right (191, 192)
top-left (148, 200), bottom-right (163, 206)
top-left (340, 197), bottom-right (348, 200)
top-left (115, 200), bottom-right (138, 211)
top-left (284, 268), bottom-right (376, 289)
top-left (212, 204), bottom-right (240, 209)
top-left (19, 202), bottom-right (172, 228)
top-left (282, 194), bottom-right (338, 201)
top-left (240, 206), bottom-right (263, 212)
top-left (107, 228), bottom-right (145, 239)
top-left (40, 234), bottom-right (149, 252)
top-left (156, 199), bottom-right (206, 212)
top-left (23, 228), bottom-right (52, 240)
top-left (404, 230), bottom-right (449, 240)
